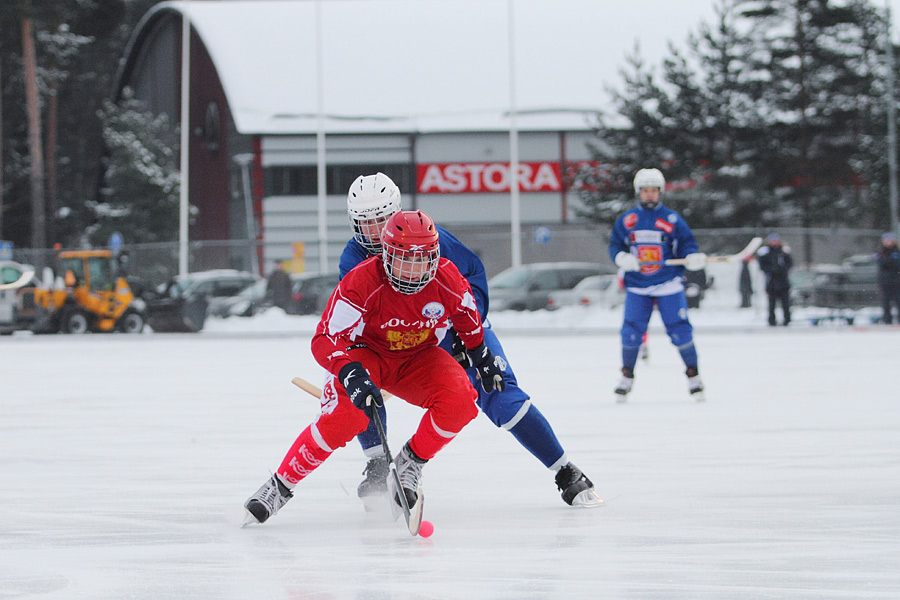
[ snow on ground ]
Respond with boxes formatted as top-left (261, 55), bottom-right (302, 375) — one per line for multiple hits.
top-left (1, 261), bottom-right (898, 599)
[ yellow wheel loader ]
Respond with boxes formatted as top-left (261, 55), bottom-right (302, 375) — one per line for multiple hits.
top-left (16, 250), bottom-right (146, 334)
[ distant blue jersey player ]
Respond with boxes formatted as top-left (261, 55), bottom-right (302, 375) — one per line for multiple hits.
top-left (340, 173), bottom-right (601, 507)
top-left (608, 168), bottom-right (708, 402)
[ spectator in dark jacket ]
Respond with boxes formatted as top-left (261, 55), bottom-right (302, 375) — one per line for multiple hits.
top-left (739, 255), bottom-right (754, 308)
top-left (756, 233), bottom-right (793, 326)
top-left (876, 232), bottom-right (900, 324)
top-left (266, 263), bottom-right (293, 312)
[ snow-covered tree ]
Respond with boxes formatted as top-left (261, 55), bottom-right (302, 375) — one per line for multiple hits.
top-left (91, 87), bottom-right (184, 245)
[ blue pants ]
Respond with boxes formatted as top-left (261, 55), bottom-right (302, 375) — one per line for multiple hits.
top-left (621, 290), bottom-right (698, 370)
top-left (356, 326), bottom-right (567, 469)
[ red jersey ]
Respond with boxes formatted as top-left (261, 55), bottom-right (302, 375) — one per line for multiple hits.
top-left (311, 256), bottom-right (485, 376)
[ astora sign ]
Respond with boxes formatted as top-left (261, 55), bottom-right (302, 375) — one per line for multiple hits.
top-left (417, 161), bottom-right (565, 193)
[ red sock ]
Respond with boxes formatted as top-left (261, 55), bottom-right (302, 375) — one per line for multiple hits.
top-left (409, 413), bottom-right (458, 461)
top-left (276, 426), bottom-right (332, 486)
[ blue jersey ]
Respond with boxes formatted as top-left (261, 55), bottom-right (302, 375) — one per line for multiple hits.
top-left (339, 224), bottom-right (490, 319)
top-left (608, 203), bottom-right (699, 289)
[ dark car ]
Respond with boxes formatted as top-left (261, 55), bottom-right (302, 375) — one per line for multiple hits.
top-left (806, 254), bottom-right (879, 310)
top-left (145, 269), bottom-right (259, 332)
top-left (489, 262), bottom-right (614, 311)
top-left (216, 279), bottom-right (270, 318)
top-left (288, 273), bottom-right (340, 315)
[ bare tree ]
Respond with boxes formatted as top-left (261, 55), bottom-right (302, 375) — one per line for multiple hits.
top-left (22, 2), bottom-right (46, 250)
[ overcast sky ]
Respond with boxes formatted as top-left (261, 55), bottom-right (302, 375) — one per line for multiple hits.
top-left (325, 0), bottom-right (900, 114)
top-left (186, 0), bottom-right (900, 131)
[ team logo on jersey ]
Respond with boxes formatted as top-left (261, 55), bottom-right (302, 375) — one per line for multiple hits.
top-left (624, 213), bottom-right (638, 229)
top-left (668, 214), bottom-right (678, 224)
top-left (638, 245), bottom-right (662, 274)
top-left (386, 329), bottom-right (431, 350)
top-left (654, 218), bottom-right (674, 234)
top-left (422, 302), bottom-right (445, 320)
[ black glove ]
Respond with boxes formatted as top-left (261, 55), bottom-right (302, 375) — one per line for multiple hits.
top-left (468, 342), bottom-right (506, 393)
top-left (449, 329), bottom-right (472, 368)
top-left (338, 361), bottom-right (383, 418)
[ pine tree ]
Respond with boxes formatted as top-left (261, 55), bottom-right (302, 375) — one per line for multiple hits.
top-left (91, 87), bottom-right (183, 245)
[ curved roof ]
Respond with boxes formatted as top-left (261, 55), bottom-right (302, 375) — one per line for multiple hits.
top-left (126, 0), bottom-right (609, 134)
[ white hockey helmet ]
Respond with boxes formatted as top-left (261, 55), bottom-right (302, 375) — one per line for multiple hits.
top-left (633, 168), bottom-right (666, 196)
top-left (347, 173), bottom-right (402, 255)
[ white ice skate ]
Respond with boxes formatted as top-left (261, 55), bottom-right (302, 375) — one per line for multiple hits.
top-left (614, 368), bottom-right (635, 403)
top-left (243, 474), bottom-right (293, 526)
top-left (686, 367), bottom-right (705, 402)
top-left (388, 443), bottom-right (426, 535)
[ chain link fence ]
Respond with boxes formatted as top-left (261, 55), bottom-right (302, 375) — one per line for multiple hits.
top-left (8, 226), bottom-right (885, 287)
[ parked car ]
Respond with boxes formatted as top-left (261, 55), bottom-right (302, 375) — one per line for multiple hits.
top-left (805, 254), bottom-right (879, 310)
top-left (145, 269), bottom-right (259, 332)
top-left (288, 272), bottom-right (340, 315)
top-left (216, 279), bottom-right (270, 318)
top-left (546, 274), bottom-right (620, 310)
top-left (489, 262), bottom-right (614, 311)
top-left (1, 260), bottom-right (36, 335)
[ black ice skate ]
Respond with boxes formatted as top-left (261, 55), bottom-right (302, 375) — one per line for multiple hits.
top-left (243, 474), bottom-right (293, 526)
top-left (555, 462), bottom-right (603, 507)
top-left (686, 366), bottom-right (705, 402)
top-left (614, 367), bottom-right (635, 403)
top-left (357, 454), bottom-right (389, 512)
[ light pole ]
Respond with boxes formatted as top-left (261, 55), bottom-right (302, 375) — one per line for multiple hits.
top-left (179, 0), bottom-right (191, 276)
top-left (887, 3), bottom-right (900, 239)
top-left (508, 0), bottom-right (521, 269)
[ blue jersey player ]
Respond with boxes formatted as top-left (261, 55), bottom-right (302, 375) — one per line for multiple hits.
top-left (608, 168), bottom-right (708, 402)
top-left (340, 173), bottom-right (601, 508)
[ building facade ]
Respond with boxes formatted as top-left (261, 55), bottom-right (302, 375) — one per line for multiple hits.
top-left (117, 1), bottom-right (606, 276)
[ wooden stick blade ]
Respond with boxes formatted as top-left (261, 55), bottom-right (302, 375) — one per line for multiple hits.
top-left (291, 377), bottom-right (322, 398)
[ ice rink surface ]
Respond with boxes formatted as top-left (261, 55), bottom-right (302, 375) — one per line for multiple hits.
top-left (2, 278), bottom-right (899, 599)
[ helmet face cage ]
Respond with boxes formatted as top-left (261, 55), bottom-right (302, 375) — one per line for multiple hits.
top-left (351, 211), bottom-right (394, 255)
top-left (382, 245), bottom-right (440, 294)
top-left (381, 211), bottom-right (440, 294)
top-left (347, 173), bottom-right (402, 255)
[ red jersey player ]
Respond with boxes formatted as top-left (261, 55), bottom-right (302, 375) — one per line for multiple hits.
top-left (244, 210), bottom-right (505, 526)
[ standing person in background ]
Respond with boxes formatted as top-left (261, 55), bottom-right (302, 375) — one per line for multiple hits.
top-left (608, 168), bottom-right (708, 403)
top-left (875, 233), bottom-right (900, 324)
top-left (756, 234), bottom-right (793, 326)
top-left (340, 173), bottom-right (601, 508)
top-left (266, 263), bottom-right (292, 312)
top-left (739, 255), bottom-right (754, 308)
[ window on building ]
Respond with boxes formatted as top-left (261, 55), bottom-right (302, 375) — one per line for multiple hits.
top-left (264, 164), bottom-right (412, 196)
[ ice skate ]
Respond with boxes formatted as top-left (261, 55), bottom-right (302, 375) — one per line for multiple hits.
top-left (243, 474), bottom-right (293, 525)
top-left (640, 343), bottom-right (649, 361)
top-left (390, 442), bottom-right (426, 511)
top-left (357, 454), bottom-right (389, 512)
top-left (555, 462), bottom-right (603, 508)
top-left (614, 367), bottom-right (634, 403)
top-left (686, 366), bottom-right (705, 402)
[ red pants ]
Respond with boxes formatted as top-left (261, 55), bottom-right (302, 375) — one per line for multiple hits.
top-left (278, 345), bottom-right (477, 485)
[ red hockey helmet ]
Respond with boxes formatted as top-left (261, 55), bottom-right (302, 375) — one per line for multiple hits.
top-left (381, 210), bottom-right (440, 294)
